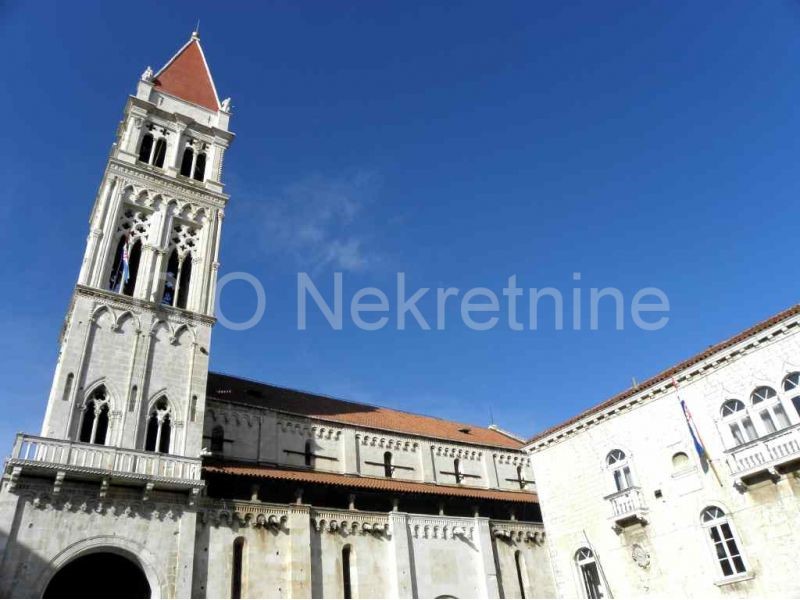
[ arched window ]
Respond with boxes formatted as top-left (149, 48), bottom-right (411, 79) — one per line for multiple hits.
top-left (517, 465), bottom-right (526, 489)
top-left (720, 399), bottom-right (756, 446)
top-left (751, 386), bottom-right (790, 434)
top-left (144, 397), bottom-right (171, 453)
top-left (304, 440), bottom-right (314, 467)
top-left (193, 152), bottom-right (206, 181)
top-left (78, 387), bottom-right (110, 445)
top-left (671, 451), bottom-right (690, 472)
top-left (606, 449), bottom-right (633, 492)
top-left (515, 550), bottom-right (528, 599)
top-left (190, 395), bottom-right (198, 422)
top-left (152, 137), bottom-right (167, 168)
top-left (342, 545), bottom-right (354, 599)
top-left (783, 372), bottom-right (800, 417)
top-left (161, 250), bottom-right (192, 309)
top-left (176, 254), bottom-right (192, 309)
top-left (211, 425), bottom-right (224, 453)
top-left (138, 133), bottom-right (154, 163)
top-left (575, 547), bottom-right (605, 599)
top-left (701, 506), bottom-right (747, 578)
top-left (232, 536), bottom-right (245, 599)
top-left (62, 373), bottom-right (74, 402)
top-left (384, 451), bottom-right (393, 477)
top-left (180, 147), bottom-right (194, 177)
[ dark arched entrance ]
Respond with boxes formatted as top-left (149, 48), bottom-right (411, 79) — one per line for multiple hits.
top-left (43, 551), bottom-right (151, 598)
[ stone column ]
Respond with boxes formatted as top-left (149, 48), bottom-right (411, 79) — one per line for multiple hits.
top-left (474, 517), bottom-right (500, 599)
top-left (389, 512), bottom-right (414, 598)
top-left (288, 505), bottom-right (312, 598)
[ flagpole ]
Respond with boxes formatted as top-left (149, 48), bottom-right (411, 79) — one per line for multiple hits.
top-left (582, 530), bottom-right (613, 599)
top-left (672, 377), bottom-right (723, 487)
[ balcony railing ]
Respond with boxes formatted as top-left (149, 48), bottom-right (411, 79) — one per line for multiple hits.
top-left (725, 423), bottom-right (800, 487)
top-left (7, 434), bottom-right (203, 489)
top-left (604, 486), bottom-right (648, 532)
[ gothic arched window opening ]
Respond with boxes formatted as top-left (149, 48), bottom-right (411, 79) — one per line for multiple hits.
top-left (144, 397), bottom-right (172, 453)
top-left (211, 425), bottom-right (224, 453)
top-left (161, 249), bottom-right (192, 309)
top-left (193, 152), bottom-right (206, 181)
top-left (384, 451), bottom-right (393, 477)
top-left (180, 147), bottom-right (194, 177)
top-left (78, 387), bottom-right (110, 445)
top-left (177, 254), bottom-right (192, 309)
top-left (123, 239), bottom-right (142, 296)
top-left (138, 133), bottom-right (154, 163)
top-left (232, 536), bottom-right (245, 599)
top-left (453, 458), bottom-right (462, 483)
top-left (152, 137), bottom-right (167, 168)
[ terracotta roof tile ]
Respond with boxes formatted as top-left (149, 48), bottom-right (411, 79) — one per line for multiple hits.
top-left (154, 36), bottom-right (219, 111)
top-left (204, 464), bottom-right (538, 504)
top-left (207, 373), bottom-right (524, 449)
top-left (527, 303), bottom-right (800, 444)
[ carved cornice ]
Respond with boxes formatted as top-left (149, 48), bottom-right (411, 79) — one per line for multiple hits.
top-left (407, 516), bottom-right (475, 541)
top-left (277, 419), bottom-right (342, 440)
top-left (356, 433), bottom-right (419, 452)
top-left (109, 159), bottom-right (228, 209)
top-left (433, 444), bottom-right (482, 460)
top-left (75, 285), bottom-right (215, 327)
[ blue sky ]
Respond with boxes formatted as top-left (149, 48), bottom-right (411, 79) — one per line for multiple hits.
top-left (2, 1), bottom-right (800, 453)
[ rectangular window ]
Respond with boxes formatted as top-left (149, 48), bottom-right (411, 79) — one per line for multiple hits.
top-left (709, 523), bottom-right (746, 577)
top-left (580, 563), bottom-right (604, 599)
top-left (760, 410), bottom-right (777, 434)
top-left (774, 404), bottom-right (790, 429)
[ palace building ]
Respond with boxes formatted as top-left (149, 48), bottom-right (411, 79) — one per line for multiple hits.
top-left (1, 32), bottom-right (799, 599)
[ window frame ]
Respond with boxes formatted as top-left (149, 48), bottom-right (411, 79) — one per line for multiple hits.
top-left (700, 506), bottom-right (748, 581)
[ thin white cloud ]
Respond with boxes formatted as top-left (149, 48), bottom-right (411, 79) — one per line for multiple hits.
top-left (253, 171), bottom-right (380, 272)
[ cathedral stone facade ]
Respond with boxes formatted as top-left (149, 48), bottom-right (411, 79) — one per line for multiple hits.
top-left (1, 32), bottom-right (800, 599)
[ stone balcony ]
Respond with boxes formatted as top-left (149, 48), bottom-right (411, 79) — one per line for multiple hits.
top-left (725, 423), bottom-right (800, 488)
top-left (604, 486), bottom-right (649, 533)
top-left (4, 434), bottom-right (203, 501)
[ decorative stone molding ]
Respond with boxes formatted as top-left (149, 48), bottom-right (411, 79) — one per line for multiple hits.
top-left (408, 516), bottom-right (475, 541)
top-left (433, 444), bottom-right (482, 460)
top-left (199, 501), bottom-right (290, 531)
top-left (356, 433), bottom-right (419, 452)
top-left (277, 419), bottom-right (342, 440)
top-left (489, 521), bottom-right (546, 544)
top-left (311, 510), bottom-right (391, 537)
top-left (494, 453), bottom-right (531, 466)
top-left (110, 161), bottom-right (227, 210)
top-left (21, 489), bottom-right (185, 521)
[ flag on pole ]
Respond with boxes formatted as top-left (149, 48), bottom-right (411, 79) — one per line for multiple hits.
top-left (673, 377), bottom-right (723, 486)
top-left (117, 236), bottom-right (130, 293)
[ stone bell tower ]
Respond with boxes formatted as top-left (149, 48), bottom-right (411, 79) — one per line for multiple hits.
top-left (39, 31), bottom-right (234, 458)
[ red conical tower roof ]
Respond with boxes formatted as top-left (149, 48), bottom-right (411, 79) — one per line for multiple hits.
top-left (154, 33), bottom-right (220, 111)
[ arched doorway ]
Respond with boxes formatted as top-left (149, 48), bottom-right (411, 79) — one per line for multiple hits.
top-left (43, 551), bottom-right (151, 598)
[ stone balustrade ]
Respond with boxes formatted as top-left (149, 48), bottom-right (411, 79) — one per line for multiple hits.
top-left (7, 434), bottom-right (202, 490)
top-left (725, 423), bottom-right (800, 486)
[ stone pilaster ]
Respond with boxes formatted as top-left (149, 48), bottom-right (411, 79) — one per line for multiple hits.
top-left (288, 504), bottom-right (312, 598)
